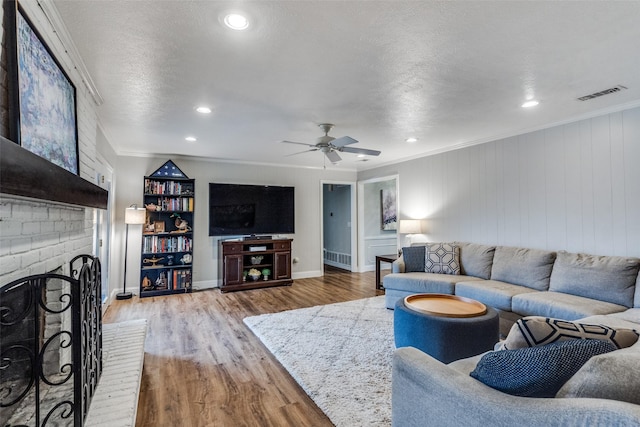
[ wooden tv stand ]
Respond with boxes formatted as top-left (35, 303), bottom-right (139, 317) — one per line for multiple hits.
top-left (220, 238), bottom-right (293, 292)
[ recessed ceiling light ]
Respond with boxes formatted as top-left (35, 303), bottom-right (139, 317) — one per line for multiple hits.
top-left (521, 100), bottom-right (539, 108)
top-left (405, 137), bottom-right (418, 143)
top-left (224, 13), bottom-right (249, 30)
top-left (195, 106), bottom-right (212, 114)
top-left (185, 136), bottom-right (197, 142)
top-left (357, 154), bottom-right (366, 158)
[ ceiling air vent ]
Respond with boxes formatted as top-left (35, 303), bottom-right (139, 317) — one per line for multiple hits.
top-left (577, 85), bottom-right (627, 101)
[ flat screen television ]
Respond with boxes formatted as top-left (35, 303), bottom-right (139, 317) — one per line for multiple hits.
top-left (209, 183), bottom-right (295, 236)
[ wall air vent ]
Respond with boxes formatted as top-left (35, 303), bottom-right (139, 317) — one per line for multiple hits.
top-left (577, 85), bottom-right (627, 101)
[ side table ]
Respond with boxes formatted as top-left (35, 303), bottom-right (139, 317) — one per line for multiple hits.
top-left (375, 254), bottom-right (398, 290)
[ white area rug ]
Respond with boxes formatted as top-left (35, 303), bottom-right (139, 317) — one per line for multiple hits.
top-left (243, 296), bottom-right (394, 427)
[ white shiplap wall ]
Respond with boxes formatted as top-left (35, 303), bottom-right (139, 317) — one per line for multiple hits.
top-left (359, 107), bottom-right (640, 258)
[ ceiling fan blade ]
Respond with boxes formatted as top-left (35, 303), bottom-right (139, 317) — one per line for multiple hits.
top-left (281, 140), bottom-right (316, 148)
top-left (284, 148), bottom-right (318, 157)
top-left (325, 150), bottom-right (342, 163)
top-left (331, 136), bottom-right (358, 147)
top-left (339, 146), bottom-right (381, 156)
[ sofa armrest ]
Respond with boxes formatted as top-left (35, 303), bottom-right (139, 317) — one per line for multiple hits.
top-left (392, 347), bottom-right (640, 427)
top-left (392, 257), bottom-right (405, 273)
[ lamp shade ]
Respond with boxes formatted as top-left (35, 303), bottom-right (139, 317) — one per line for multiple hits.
top-left (125, 206), bottom-right (146, 225)
top-left (399, 219), bottom-right (422, 234)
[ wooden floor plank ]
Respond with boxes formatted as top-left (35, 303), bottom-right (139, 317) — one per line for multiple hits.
top-left (103, 267), bottom-right (385, 427)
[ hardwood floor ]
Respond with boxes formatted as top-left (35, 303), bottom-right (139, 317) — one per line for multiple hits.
top-left (103, 267), bottom-right (386, 427)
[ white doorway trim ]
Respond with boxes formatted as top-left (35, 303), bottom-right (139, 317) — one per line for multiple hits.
top-left (95, 152), bottom-right (115, 312)
top-left (320, 180), bottom-right (357, 274)
top-left (357, 174), bottom-right (400, 273)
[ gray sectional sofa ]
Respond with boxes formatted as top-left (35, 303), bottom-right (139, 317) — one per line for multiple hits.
top-left (385, 242), bottom-right (640, 426)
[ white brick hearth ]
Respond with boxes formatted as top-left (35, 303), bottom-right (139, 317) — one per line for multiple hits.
top-left (86, 319), bottom-right (147, 427)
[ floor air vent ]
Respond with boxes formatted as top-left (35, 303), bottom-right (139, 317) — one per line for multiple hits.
top-left (577, 85), bottom-right (627, 101)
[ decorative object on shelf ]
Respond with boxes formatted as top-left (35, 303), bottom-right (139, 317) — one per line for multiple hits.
top-left (142, 275), bottom-right (152, 291)
top-left (243, 270), bottom-right (248, 281)
top-left (248, 268), bottom-right (262, 281)
top-left (144, 221), bottom-right (155, 233)
top-left (143, 256), bottom-right (165, 267)
top-left (154, 221), bottom-right (165, 232)
top-left (120, 204), bottom-right (146, 300)
top-left (180, 254), bottom-right (192, 264)
top-left (156, 271), bottom-right (168, 289)
top-left (167, 255), bottom-right (174, 266)
top-left (261, 268), bottom-right (271, 280)
top-left (250, 255), bottom-right (264, 265)
top-left (145, 203), bottom-right (161, 211)
top-left (170, 213), bottom-right (192, 233)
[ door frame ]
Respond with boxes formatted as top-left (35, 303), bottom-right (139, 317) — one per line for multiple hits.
top-left (320, 180), bottom-right (357, 273)
top-left (357, 174), bottom-right (400, 272)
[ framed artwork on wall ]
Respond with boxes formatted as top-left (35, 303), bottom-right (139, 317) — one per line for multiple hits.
top-left (7, 1), bottom-right (79, 175)
top-left (380, 188), bottom-right (397, 231)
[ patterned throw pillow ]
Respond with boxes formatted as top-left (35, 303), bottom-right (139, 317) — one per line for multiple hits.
top-left (470, 340), bottom-right (616, 397)
top-left (425, 243), bottom-right (460, 275)
top-left (402, 246), bottom-right (426, 272)
top-left (500, 316), bottom-right (639, 350)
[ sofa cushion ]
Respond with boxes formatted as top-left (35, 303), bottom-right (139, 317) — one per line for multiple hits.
top-left (549, 251), bottom-right (640, 308)
top-left (556, 345), bottom-right (640, 405)
top-left (512, 291), bottom-right (627, 321)
top-left (470, 340), bottom-right (616, 398)
top-left (456, 242), bottom-right (495, 279)
top-left (490, 246), bottom-right (556, 291)
top-left (578, 313), bottom-right (640, 331)
top-left (500, 316), bottom-right (639, 350)
top-left (401, 246), bottom-right (425, 272)
top-left (454, 280), bottom-right (538, 312)
top-left (425, 243), bottom-right (460, 275)
top-left (382, 272), bottom-right (484, 295)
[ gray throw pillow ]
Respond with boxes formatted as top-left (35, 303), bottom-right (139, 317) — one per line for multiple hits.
top-left (401, 246), bottom-right (425, 272)
top-left (556, 346), bottom-right (640, 405)
top-left (470, 340), bottom-right (616, 398)
top-left (425, 243), bottom-right (460, 275)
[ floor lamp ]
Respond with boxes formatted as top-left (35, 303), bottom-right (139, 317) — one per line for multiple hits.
top-left (117, 204), bottom-right (146, 300)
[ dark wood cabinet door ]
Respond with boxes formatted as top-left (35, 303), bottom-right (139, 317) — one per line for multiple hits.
top-left (224, 254), bottom-right (243, 285)
top-left (274, 252), bottom-right (291, 280)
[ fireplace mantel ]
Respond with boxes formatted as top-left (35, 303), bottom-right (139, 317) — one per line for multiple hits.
top-left (0, 136), bottom-right (108, 209)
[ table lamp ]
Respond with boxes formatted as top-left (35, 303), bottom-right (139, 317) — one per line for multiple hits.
top-left (399, 219), bottom-right (423, 247)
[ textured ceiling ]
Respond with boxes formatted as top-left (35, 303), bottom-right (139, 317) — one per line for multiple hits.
top-left (52, 1), bottom-right (640, 171)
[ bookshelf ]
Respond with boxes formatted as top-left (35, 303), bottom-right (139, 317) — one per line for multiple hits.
top-left (139, 160), bottom-right (194, 297)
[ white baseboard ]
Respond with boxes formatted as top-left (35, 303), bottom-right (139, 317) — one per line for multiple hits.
top-left (192, 279), bottom-right (219, 291)
top-left (292, 270), bottom-right (322, 279)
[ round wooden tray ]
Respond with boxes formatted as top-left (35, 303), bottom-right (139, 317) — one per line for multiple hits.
top-left (404, 294), bottom-right (487, 318)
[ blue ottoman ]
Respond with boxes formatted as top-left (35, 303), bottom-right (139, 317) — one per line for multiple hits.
top-left (394, 294), bottom-right (499, 363)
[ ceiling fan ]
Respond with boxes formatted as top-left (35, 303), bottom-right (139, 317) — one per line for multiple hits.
top-left (282, 123), bottom-right (381, 163)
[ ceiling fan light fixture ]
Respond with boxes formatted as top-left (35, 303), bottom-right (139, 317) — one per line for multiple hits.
top-left (224, 13), bottom-right (249, 30)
